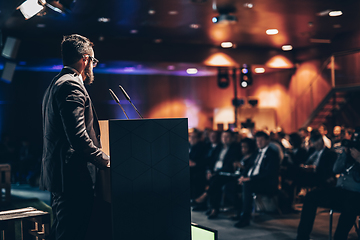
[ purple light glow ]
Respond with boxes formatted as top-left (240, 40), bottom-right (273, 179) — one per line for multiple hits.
top-left (0, 59), bottom-right (217, 76)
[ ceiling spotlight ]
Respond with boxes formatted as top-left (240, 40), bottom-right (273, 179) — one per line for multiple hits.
top-left (187, 68), bottom-right (198, 75)
top-left (329, 10), bottom-right (342, 17)
top-left (217, 67), bottom-right (230, 88)
top-left (98, 17), bottom-right (110, 23)
top-left (17, 0), bottom-right (46, 20)
top-left (254, 68), bottom-right (265, 74)
top-left (130, 29), bottom-right (138, 34)
top-left (266, 29), bottom-right (278, 35)
top-left (244, 3), bottom-right (253, 8)
top-left (168, 11), bottom-right (178, 15)
top-left (148, 9), bottom-right (155, 15)
top-left (190, 24), bottom-right (200, 29)
top-left (154, 39), bottom-right (162, 43)
top-left (212, 14), bottom-right (237, 24)
top-left (221, 42), bottom-right (233, 48)
top-left (282, 45), bottom-right (293, 51)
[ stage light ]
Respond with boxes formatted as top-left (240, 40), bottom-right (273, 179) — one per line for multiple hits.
top-left (98, 17), bottom-right (111, 22)
top-left (282, 45), bottom-right (293, 51)
top-left (329, 11), bottom-right (342, 17)
top-left (254, 68), bottom-right (265, 73)
top-left (17, 0), bottom-right (46, 20)
top-left (240, 81), bottom-right (248, 88)
top-left (221, 42), bottom-right (233, 48)
top-left (217, 67), bottom-right (230, 88)
top-left (240, 64), bottom-right (252, 88)
top-left (212, 14), bottom-right (237, 24)
top-left (266, 29), bottom-right (278, 35)
top-left (187, 68), bottom-right (198, 74)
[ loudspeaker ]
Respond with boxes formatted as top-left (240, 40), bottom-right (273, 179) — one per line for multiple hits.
top-left (217, 67), bottom-right (230, 88)
top-left (1, 62), bottom-right (16, 82)
top-left (2, 37), bottom-right (21, 59)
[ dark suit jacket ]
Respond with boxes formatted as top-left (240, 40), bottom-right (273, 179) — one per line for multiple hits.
top-left (208, 142), bottom-right (241, 174)
top-left (244, 146), bottom-right (280, 190)
top-left (40, 68), bottom-right (109, 193)
top-left (315, 147), bottom-right (337, 186)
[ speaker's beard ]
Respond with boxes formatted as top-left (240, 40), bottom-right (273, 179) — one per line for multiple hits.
top-left (84, 62), bottom-right (94, 85)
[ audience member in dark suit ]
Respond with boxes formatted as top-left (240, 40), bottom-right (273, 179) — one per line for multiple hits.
top-left (280, 132), bottom-right (308, 212)
top-left (234, 131), bottom-right (280, 228)
top-left (224, 137), bottom-right (257, 219)
top-left (296, 137), bottom-right (360, 240)
top-left (41, 34), bottom-right (110, 240)
top-left (297, 133), bottom-right (337, 189)
top-left (189, 129), bottom-right (207, 201)
top-left (205, 130), bottom-right (222, 162)
top-left (191, 130), bottom-right (221, 210)
top-left (193, 130), bottom-right (241, 218)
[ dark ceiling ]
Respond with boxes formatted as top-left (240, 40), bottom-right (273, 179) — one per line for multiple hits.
top-left (1, 0), bottom-right (360, 66)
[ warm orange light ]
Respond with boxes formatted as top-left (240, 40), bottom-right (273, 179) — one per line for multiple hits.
top-left (266, 55), bottom-right (294, 68)
top-left (148, 100), bottom-right (200, 128)
top-left (213, 107), bottom-right (234, 130)
top-left (254, 84), bottom-right (287, 108)
top-left (203, 52), bottom-right (238, 67)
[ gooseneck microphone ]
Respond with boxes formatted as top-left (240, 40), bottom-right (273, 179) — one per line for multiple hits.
top-left (119, 85), bottom-right (143, 119)
top-left (109, 89), bottom-right (129, 119)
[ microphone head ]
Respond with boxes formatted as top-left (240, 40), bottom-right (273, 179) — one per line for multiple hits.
top-left (119, 85), bottom-right (130, 101)
top-left (109, 89), bottom-right (120, 103)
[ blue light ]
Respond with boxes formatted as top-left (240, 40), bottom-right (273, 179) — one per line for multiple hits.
top-left (212, 17), bottom-right (218, 23)
top-left (242, 68), bottom-right (248, 74)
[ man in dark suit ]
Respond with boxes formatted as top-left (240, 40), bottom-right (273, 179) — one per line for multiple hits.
top-left (192, 130), bottom-right (241, 217)
top-left (41, 34), bottom-right (110, 240)
top-left (296, 134), bottom-right (360, 240)
top-left (235, 131), bottom-right (280, 228)
top-left (298, 133), bottom-right (337, 189)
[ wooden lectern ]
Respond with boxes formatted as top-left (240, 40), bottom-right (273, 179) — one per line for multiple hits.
top-left (98, 118), bottom-right (190, 240)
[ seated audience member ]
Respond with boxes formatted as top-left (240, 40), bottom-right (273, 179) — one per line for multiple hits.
top-left (224, 138), bottom-right (257, 219)
top-left (297, 132), bottom-right (337, 189)
top-left (201, 128), bottom-right (212, 145)
top-left (193, 130), bottom-right (241, 217)
top-left (298, 127), bottom-right (310, 151)
top-left (332, 126), bottom-right (343, 149)
top-left (205, 130), bottom-right (222, 161)
top-left (296, 131), bottom-right (360, 240)
top-left (344, 128), bottom-right (354, 140)
top-left (280, 132), bottom-right (308, 212)
top-left (234, 131), bottom-right (280, 228)
top-left (319, 124), bottom-right (332, 149)
top-left (189, 129), bottom-right (207, 202)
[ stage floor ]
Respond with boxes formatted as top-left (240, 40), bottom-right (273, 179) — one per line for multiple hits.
top-left (9, 184), bottom-right (360, 240)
